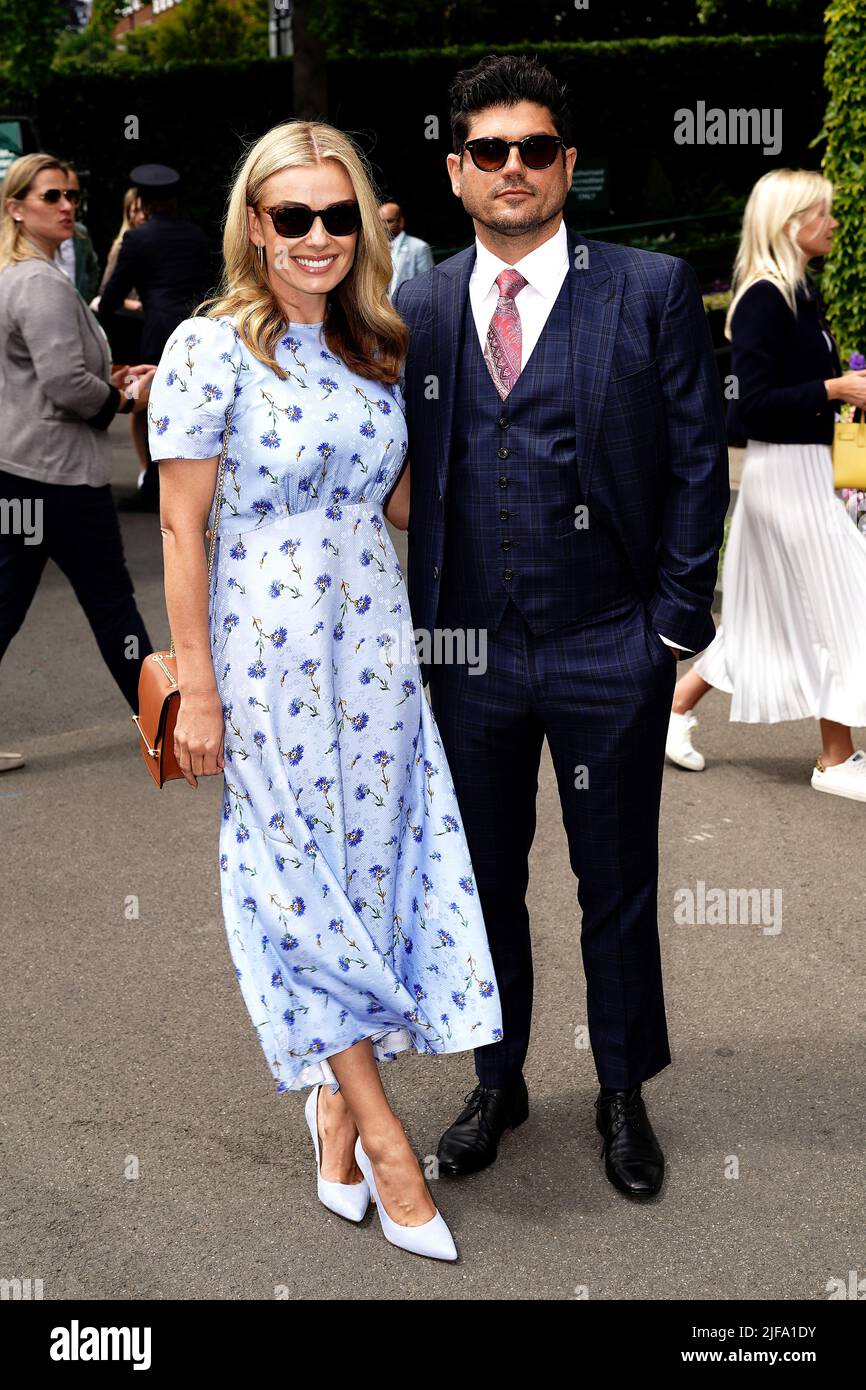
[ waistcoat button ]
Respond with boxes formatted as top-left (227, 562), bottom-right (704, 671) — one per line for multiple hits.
top-left (498, 475), bottom-right (509, 488)
top-left (497, 447), bottom-right (509, 460)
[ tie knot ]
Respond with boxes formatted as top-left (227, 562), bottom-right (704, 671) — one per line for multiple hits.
top-left (496, 268), bottom-right (526, 301)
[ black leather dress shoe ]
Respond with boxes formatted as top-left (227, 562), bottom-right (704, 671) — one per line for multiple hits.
top-left (437, 1075), bottom-right (529, 1176)
top-left (595, 1086), bottom-right (665, 1199)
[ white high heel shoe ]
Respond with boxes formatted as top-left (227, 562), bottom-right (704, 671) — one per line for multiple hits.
top-left (354, 1136), bottom-right (458, 1261)
top-left (304, 1084), bottom-right (370, 1222)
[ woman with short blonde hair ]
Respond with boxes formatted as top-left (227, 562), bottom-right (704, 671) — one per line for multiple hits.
top-left (0, 153), bottom-right (154, 774)
top-left (147, 120), bottom-right (502, 1261)
top-left (667, 168), bottom-right (866, 800)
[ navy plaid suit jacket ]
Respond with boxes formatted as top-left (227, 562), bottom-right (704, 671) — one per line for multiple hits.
top-left (394, 229), bottom-right (730, 665)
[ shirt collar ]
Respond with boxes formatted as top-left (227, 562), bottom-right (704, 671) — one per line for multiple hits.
top-left (473, 219), bottom-right (568, 300)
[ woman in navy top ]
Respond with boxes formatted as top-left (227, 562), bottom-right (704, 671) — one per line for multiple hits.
top-left (666, 168), bottom-right (866, 802)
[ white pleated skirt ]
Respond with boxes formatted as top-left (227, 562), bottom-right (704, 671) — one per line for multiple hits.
top-left (692, 440), bottom-right (866, 726)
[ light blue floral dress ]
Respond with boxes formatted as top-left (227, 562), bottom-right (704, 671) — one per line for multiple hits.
top-left (148, 314), bottom-right (503, 1093)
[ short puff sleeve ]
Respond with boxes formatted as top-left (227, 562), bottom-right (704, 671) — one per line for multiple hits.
top-left (147, 315), bottom-right (242, 460)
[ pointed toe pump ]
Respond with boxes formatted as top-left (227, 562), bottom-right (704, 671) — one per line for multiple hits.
top-left (354, 1137), bottom-right (458, 1261)
top-left (305, 1084), bottom-right (370, 1223)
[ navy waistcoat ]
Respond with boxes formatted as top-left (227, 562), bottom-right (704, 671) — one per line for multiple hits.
top-left (438, 270), bottom-right (638, 636)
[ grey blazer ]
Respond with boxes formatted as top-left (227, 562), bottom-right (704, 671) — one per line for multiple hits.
top-left (388, 233), bottom-right (435, 298)
top-left (0, 256), bottom-right (115, 486)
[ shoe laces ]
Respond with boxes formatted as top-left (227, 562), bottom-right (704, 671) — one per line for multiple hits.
top-left (462, 1084), bottom-right (485, 1111)
top-left (600, 1088), bottom-right (643, 1136)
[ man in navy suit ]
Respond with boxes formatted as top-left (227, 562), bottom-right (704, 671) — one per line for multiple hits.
top-left (393, 55), bottom-right (729, 1199)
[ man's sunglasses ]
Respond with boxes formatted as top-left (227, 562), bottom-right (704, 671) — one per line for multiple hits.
top-left (463, 135), bottom-right (564, 172)
top-left (33, 187), bottom-right (81, 205)
top-left (257, 200), bottom-right (361, 239)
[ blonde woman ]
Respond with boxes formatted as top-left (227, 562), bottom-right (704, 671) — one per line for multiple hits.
top-left (146, 121), bottom-right (502, 1261)
top-left (667, 169), bottom-right (866, 800)
top-left (0, 153), bottom-right (154, 774)
top-left (92, 188), bottom-right (149, 484)
top-left (93, 186), bottom-right (147, 305)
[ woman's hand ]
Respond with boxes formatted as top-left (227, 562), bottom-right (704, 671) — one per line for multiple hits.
top-left (112, 364), bottom-right (158, 413)
top-left (826, 370), bottom-right (866, 409)
top-left (128, 367), bottom-right (157, 412)
top-left (111, 362), bottom-right (156, 396)
top-left (173, 688), bottom-right (225, 788)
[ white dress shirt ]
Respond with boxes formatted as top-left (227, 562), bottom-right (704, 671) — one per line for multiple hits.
top-left (467, 219), bottom-right (687, 653)
top-left (469, 218), bottom-right (570, 370)
top-left (54, 234), bottom-right (76, 282)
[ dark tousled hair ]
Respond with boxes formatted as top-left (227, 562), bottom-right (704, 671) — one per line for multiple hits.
top-left (448, 54), bottom-right (573, 155)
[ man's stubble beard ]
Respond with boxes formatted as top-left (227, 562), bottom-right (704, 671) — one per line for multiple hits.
top-left (465, 194), bottom-right (567, 240)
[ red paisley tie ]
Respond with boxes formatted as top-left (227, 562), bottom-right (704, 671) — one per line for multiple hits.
top-left (483, 268), bottom-right (527, 399)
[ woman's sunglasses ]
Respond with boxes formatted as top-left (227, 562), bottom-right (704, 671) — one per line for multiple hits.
top-left (463, 135), bottom-right (564, 172)
top-left (257, 200), bottom-right (361, 239)
top-left (33, 187), bottom-right (82, 205)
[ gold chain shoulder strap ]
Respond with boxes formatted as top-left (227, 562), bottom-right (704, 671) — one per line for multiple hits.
top-left (168, 398), bottom-right (235, 659)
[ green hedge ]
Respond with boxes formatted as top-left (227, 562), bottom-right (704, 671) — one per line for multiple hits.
top-left (1, 33), bottom-right (824, 276)
top-left (820, 1), bottom-right (866, 359)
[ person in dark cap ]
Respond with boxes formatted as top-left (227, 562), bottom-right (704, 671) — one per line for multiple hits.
top-left (98, 164), bottom-right (211, 510)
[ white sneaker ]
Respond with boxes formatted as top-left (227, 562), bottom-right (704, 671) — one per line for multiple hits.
top-left (354, 1137), bottom-right (458, 1261)
top-left (665, 710), bottom-right (705, 771)
top-left (811, 749), bottom-right (866, 802)
top-left (0, 751), bottom-right (25, 773)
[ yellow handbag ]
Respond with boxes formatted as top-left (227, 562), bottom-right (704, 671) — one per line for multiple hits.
top-left (833, 411), bottom-right (866, 489)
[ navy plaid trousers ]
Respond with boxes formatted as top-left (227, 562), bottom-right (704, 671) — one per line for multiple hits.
top-left (427, 593), bottom-right (676, 1091)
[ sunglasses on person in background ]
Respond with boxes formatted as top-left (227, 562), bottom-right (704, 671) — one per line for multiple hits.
top-left (463, 135), bottom-right (565, 172)
top-left (257, 200), bottom-right (362, 239)
top-left (33, 187), bottom-right (81, 205)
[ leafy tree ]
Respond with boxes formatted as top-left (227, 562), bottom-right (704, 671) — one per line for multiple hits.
top-left (122, 0), bottom-right (267, 64)
top-left (54, 0), bottom-right (126, 68)
top-left (0, 0), bottom-right (68, 98)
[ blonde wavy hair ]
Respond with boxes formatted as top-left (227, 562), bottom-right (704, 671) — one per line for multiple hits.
top-left (725, 168), bottom-right (834, 339)
top-left (200, 121), bottom-right (407, 384)
top-left (0, 153), bottom-right (70, 272)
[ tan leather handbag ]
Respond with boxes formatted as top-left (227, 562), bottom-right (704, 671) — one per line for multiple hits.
top-left (132, 404), bottom-right (234, 787)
